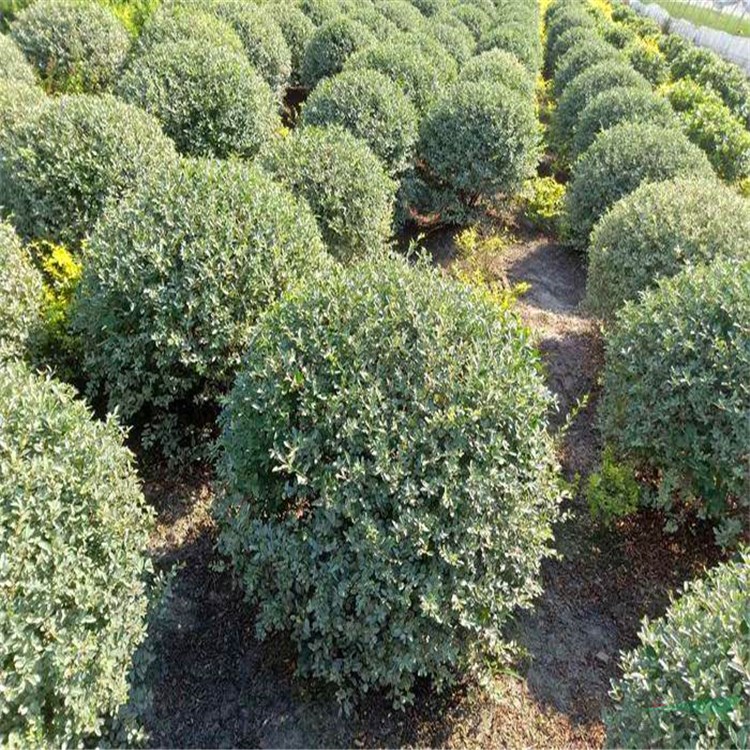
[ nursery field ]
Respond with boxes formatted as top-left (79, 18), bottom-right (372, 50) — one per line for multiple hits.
top-left (0, 0), bottom-right (748, 748)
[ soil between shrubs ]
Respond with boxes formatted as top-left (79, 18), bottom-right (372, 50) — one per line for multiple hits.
top-left (141, 230), bottom-right (723, 749)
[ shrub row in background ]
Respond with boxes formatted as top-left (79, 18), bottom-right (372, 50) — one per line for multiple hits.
top-left (0, 30), bottom-right (35, 83)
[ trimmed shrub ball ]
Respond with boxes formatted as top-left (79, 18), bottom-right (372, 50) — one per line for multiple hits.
top-left (411, 0), bottom-right (448, 15)
top-left (0, 361), bottom-right (155, 746)
top-left (599, 259), bottom-right (750, 542)
top-left (0, 222), bottom-right (42, 361)
top-left (301, 16), bottom-right (374, 89)
top-left (73, 157), bottom-right (329, 458)
top-left (372, 0), bottom-right (425, 31)
top-left (553, 38), bottom-right (622, 97)
top-left (565, 122), bottom-right (713, 249)
top-left (0, 32), bottom-right (36, 84)
top-left (11, 0), bottom-right (130, 93)
top-left (345, 37), bottom-right (457, 116)
top-left (459, 48), bottom-right (535, 99)
top-left (586, 177), bottom-right (750, 318)
top-left (216, 255), bottom-right (563, 707)
top-left (545, 4), bottom-right (596, 61)
top-left (545, 25), bottom-right (598, 74)
top-left (302, 68), bottom-right (418, 174)
top-left (606, 552), bottom-right (750, 747)
top-left (0, 77), bottom-right (44, 133)
top-left (0, 93), bottom-right (176, 246)
top-left (261, 126), bottom-right (396, 263)
top-left (477, 23), bottom-right (541, 72)
top-left (257, 1), bottom-right (316, 86)
top-left (444, 4), bottom-right (493, 40)
top-left (417, 79), bottom-right (539, 206)
top-left (428, 20), bottom-right (476, 65)
top-left (553, 61), bottom-right (650, 155)
top-left (572, 87), bottom-right (676, 158)
top-left (118, 40), bottom-right (279, 159)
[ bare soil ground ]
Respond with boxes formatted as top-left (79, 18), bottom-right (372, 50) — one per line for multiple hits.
top-left (141, 230), bottom-right (723, 748)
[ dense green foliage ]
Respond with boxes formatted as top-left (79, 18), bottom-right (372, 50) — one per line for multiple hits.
top-left (606, 551), bottom-right (750, 747)
top-left (546, 25), bottom-right (599, 75)
top-left (0, 77), bottom-right (44, 132)
top-left (553, 38), bottom-right (621, 97)
top-left (302, 68), bottom-right (418, 174)
top-left (217, 255), bottom-right (563, 707)
top-left (259, 1), bottom-right (316, 86)
top-left (0, 361), bottom-right (154, 746)
top-left (261, 126), bottom-right (396, 264)
top-left (587, 177), bottom-right (750, 318)
top-left (118, 40), bottom-right (279, 159)
top-left (0, 222), bottom-right (42, 361)
top-left (11, 0), bottom-right (130, 93)
top-left (565, 122), bottom-right (713, 248)
top-left (74, 157), bottom-right (328, 457)
top-left (459, 48), bottom-right (534, 98)
top-left (0, 93), bottom-right (176, 246)
top-left (428, 19), bottom-right (475, 64)
top-left (599, 259), bottom-right (750, 543)
top-left (477, 22), bottom-right (540, 72)
top-left (545, 3), bottom-right (596, 63)
top-left (0, 32), bottom-right (35, 83)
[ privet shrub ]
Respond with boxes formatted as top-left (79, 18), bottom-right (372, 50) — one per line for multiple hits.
top-left (418, 80), bottom-right (539, 206)
top-left (428, 20), bottom-right (476, 64)
top-left (606, 551), bottom-right (750, 748)
top-left (586, 177), bottom-right (750, 317)
top-left (118, 40), bottom-right (278, 159)
top-left (545, 4), bottom-right (596, 60)
top-left (411, 0), bottom-right (447, 16)
top-left (440, 4), bottom-right (492, 40)
top-left (599, 259), bottom-right (750, 544)
top-left (459, 48), bottom-right (534, 99)
top-left (546, 26), bottom-right (598, 74)
top-left (11, 0), bottom-right (130, 93)
top-left (0, 222), bottom-right (42, 361)
top-left (0, 77), bottom-right (44, 133)
top-left (477, 23), bottom-right (540, 72)
top-left (259, 1), bottom-right (315, 86)
top-left (345, 38), bottom-right (457, 116)
top-left (74, 158), bottom-right (328, 457)
top-left (553, 39), bottom-right (621, 97)
top-left (261, 126), bottom-right (395, 263)
top-left (302, 68), bottom-right (418, 174)
top-left (564, 122), bottom-right (713, 248)
top-left (216, 255), bottom-right (563, 706)
top-left (665, 79), bottom-right (750, 183)
top-left (0, 93), bottom-right (176, 246)
top-left (300, 16), bottom-right (373, 88)
top-left (553, 61), bottom-right (650, 154)
top-left (573, 86), bottom-right (675, 157)
top-left (0, 32), bottom-right (35, 83)
top-left (211, 0), bottom-right (292, 98)
top-left (0, 361), bottom-right (155, 746)
top-left (298, 0), bottom-right (341, 25)
top-left (625, 36), bottom-right (668, 85)
top-left (373, 0), bottom-right (425, 30)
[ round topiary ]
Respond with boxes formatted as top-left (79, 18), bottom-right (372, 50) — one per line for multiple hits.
top-left (372, 0), bottom-right (425, 30)
top-left (302, 68), bottom-right (418, 174)
top-left (300, 16), bottom-right (373, 88)
top-left (345, 37), bottom-right (456, 115)
top-left (261, 126), bottom-right (396, 263)
top-left (417, 79), bottom-right (539, 205)
top-left (599, 258), bottom-right (750, 540)
top-left (553, 38), bottom-right (621, 97)
top-left (258, 1), bottom-right (316, 86)
top-left (73, 157), bottom-right (329, 457)
top-left (545, 25), bottom-right (599, 75)
top-left (411, 0), bottom-right (448, 15)
top-left (0, 222), bottom-right (42, 361)
top-left (0, 77), bottom-right (44, 133)
top-left (459, 48), bottom-right (535, 99)
top-left (545, 3), bottom-right (596, 60)
top-left (216, 254), bottom-right (563, 707)
top-left (11, 0), bottom-right (130, 93)
top-left (118, 40), bottom-right (279, 159)
top-left (625, 36), bottom-right (669, 86)
top-left (565, 122), bottom-right (714, 249)
top-left (606, 552), bottom-right (750, 747)
top-left (572, 86), bottom-right (675, 157)
top-left (443, 3), bottom-right (493, 40)
top-left (0, 32), bottom-right (36, 84)
top-left (553, 61), bottom-right (650, 154)
top-left (0, 93), bottom-right (176, 247)
top-left (586, 177), bottom-right (750, 318)
top-left (477, 22), bottom-right (540, 72)
top-left (0, 360), bottom-right (155, 746)
top-left (427, 19), bottom-right (476, 64)
top-left (298, 0), bottom-right (341, 25)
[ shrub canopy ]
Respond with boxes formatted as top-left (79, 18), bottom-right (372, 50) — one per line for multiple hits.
top-left (553, 38), bottom-right (621, 97)
top-left (0, 32), bottom-right (36, 84)
top-left (459, 48), bottom-right (534, 98)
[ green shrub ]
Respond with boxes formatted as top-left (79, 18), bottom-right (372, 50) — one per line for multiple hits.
top-left (74, 157), bottom-right (328, 458)
top-left (372, 0), bottom-right (425, 30)
top-left (216, 254), bottom-right (563, 707)
top-left (345, 37), bottom-right (457, 115)
top-left (553, 39), bottom-right (621, 97)
top-left (459, 48), bottom-right (535, 99)
top-left (553, 60), bottom-right (650, 155)
top-left (586, 446), bottom-right (640, 527)
top-left (0, 77), bottom-right (44, 133)
top-left (599, 259), bottom-right (750, 544)
top-left (298, 0), bottom-right (341, 25)
top-left (565, 122), bottom-right (713, 249)
top-left (665, 79), bottom-right (750, 183)
top-left (417, 80), bottom-right (539, 207)
top-left (606, 551), bottom-right (750, 747)
top-left (118, 40), bottom-right (279, 159)
top-left (258, 1), bottom-right (316, 86)
top-left (0, 222), bottom-right (42, 361)
top-left (301, 16), bottom-right (373, 88)
top-left (625, 35), bottom-right (668, 86)
top-left (0, 32), bottom-right (35, 83)
top-left (411, 0), bottom-right (447, 15)
top-left (586, 177), bottom-right (750, 318)
top-left (210, 0), bottom-right (292, 99)
top-left (427, 19), bottom-right (476, 64)
top-left (573, 86), bottom-right (675, 157)
top-left (545, 3), bottom-right (596, 60)
top-left (0, 93), bottom-right (176, 246)
top-left (0, 360), bottom-right (155, 746)
top-left (261, 125), bottom-right (396, 263)
top-left (521, 175), bottom-right (565, 234)
top-left (477, 22), bottom-right (541, 72)
top-left (440, 4), bottom-right (492, 40)
top-left (302, 68), bottom-right (418, 174)
top-left (545, 25), bottom-right (599, 74)
top-left (11, 0), bottom-right (130, 93)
